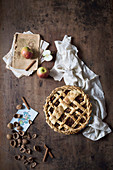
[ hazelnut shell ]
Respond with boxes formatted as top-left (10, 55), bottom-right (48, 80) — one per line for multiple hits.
top-left (24, 160), bottom-right (29, 165)
top-left (14, 114), bottom-right (21, 118)
top-left (15, 155), bottom-right (22, 160)
top-left (13, 132), bottom-right (19, 139)
top-left (21, 155), bottom-right (26, 160)
top-left (33, 145), bottom-right (40, 152)
top-left (27, 156), bottom-right (33, 163)
top-left (7, 123), bottom-right (13, 129)
top-left (30, 162), bottom-right (37, 168)
top-left (22, 139), bottom-right (29, 144)
top-left (17, 126), bottom-right (23, 130)
top-left (32, 134), bottom-right (37, 139)
top-left (20, 147), bottom-right (26, 153)
top-left (26, 148), bottom-right (32, 154)
top-left (19, 131), bottom-right (25, 136)
top-left (29, 120), bottom-right (33, 125)
top-left (16, 104), bottom-right (23, 110)
top-left (10, 140), bottom-right (17, 147)
top-left (6, 134), bottom-right (13, 140)
top-left (14, 122), bottom-right (20, 127)
top-left (17, 138), bottom-right (22, 144)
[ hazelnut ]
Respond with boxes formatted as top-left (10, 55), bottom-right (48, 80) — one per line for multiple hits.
top-left (20, 147), bottom-right (26, 153)
top-left (17, 126), bottom-right (23, 130)
top-left (33, 145), bottom-right (40, 152)
top-left (15, 155), bottom-right (22, 160)
top-left (6, 134), bottom-right (13, 140)
top-left (17, 138), bottom-right (22, 144)
top-left (19, 131), bottom-right (25, 136)
top-left (23, 135), bottom-right (28, 139)
top-left (14, 122), bottom-right (20, 127)
top-left (27, 156), bottom-right (33, 163)
top-left (32, 134), bottom-right (37, 139)
top-left (27, 134), bottom-right (31, 139)
top-left (15, 155), bottom-right (18, 160)
top-left (24, 160), bottom-right (29, 165)
top-left (21, 144), bottom-right (26, 148)
top-left (26, 148), bottom-right (32, 154)
top-left (17, 143), bottom-right (21, 147)
top-left (29, 120), bottom-right (33, 125)
top-left (26, 132), bottom-right (31, 139)
top-left (13, 132), bottom-right (19, 139)
top-left (7, 123), bottom-right (13, 129)
top-left (16, 104), bottom-right (23, 110)
top-left (22, 139), bottom-right (29, 145)
top-left (14, 114), bottom-right (21, 118)
top-left (21, 155), bottom-right (26, 160)
top-left (10, 140), bottom-right (17, 148)
top-left (30, 162), bottom-right (37, 168)
top-left (12, 130), bottom-right (17, 133)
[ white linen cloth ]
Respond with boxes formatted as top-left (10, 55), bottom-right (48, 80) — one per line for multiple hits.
top-left (50, 35), bottom-right (111, 141)
top-left (3, 31), bottom-right (49, 78)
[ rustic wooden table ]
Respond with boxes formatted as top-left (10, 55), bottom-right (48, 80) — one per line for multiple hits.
top-left (0, 0), bottom-right (113, 170)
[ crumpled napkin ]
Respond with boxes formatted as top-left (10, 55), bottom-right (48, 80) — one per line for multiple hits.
top-left (3, 31), bottom-right (49, 78)
top-left (50, 35), bottom-right (112, 141)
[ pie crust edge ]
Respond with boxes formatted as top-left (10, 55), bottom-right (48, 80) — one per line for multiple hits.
top-left (43, 85), bottom-right (92, 135)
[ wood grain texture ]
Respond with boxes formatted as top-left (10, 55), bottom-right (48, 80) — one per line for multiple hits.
top-left (0, 0), bottom-right (113, 170)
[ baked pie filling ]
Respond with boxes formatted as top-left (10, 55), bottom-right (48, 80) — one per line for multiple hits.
top-left (44, 85), bottom-right (92, 135)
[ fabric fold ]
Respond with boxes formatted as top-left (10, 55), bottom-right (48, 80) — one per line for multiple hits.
top-left (50, 35), bottom-right (111, 141)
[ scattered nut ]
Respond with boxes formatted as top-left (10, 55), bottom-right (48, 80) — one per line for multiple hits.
top-left (14, 114), bottom-right (21, 118)
top-left (27, 156), bottom-right (33, 163)
top-left (19, 131), bottom-right (25, 136)
top-left (6, 134), bottom-right (13, 140)
top-left (22, 139), bottom-right (29, 145)
top-left (23, 135), bottom-right (28, 139)
top-left (23, 132), bottom-right (31, 139)
top-left (12, 130), bottom-right (17, 133)
top-left (10, 140), bottom-right (17, 148)
top-left (20, 147), bottom-right (26, 153)
top-left (15, 155), bottom-right (18, 160)
top-left (33, 145), bottom-right (40, 152)
top-left (15, 155), bottom-right (22, 160)
top-left (14, 122), bottom-right (20, 127)
top-left (13, 132), bottom-right (19, 139)
top-left (30, 162), bottom-right (37, 168)
top-left (17, 143), bottom-right (21, 147)
top-left (7, 123), bottom-right (13, 129)
top-left (16, 104), bottom-right (23, 110)
top-left (24, 160), bottom-right (29, 165)
top-left (29, 120), bottom-right (33, 125)
top-left (17, 126), bottom-right (23, 130)
top-left (32, 134), bottom-right (37, 139)
top-left (21, 144), bottom-right (26, 148)
top-left (27, 132), bottom-right (31, 139)
top-left (13, 114), bottom-right (18, 118)
top-left (21, 155), bottom-right (26, 160)
top-left (17, 138), bottom-right (22, 144)
top-left (26, 148), bottom-right (32, 154)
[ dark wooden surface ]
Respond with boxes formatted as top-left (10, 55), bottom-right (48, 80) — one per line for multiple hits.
top-left (0, 0), bottom-right (113, 170)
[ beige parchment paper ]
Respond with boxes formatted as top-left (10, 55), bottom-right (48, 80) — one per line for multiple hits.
top-left (12, 33), bottom-right (40, 71)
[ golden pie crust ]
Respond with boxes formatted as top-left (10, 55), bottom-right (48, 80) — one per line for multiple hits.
top-left (43, 85), bottom-right (92, 135)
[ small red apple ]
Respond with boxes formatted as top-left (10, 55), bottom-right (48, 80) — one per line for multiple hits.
top-left (37, 67), bottom-right (49, 78)
top-left (21, 47), bottom-right (33, 59)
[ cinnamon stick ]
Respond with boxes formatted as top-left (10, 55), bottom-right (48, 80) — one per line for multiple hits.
top-left (44, 144), bottom-right (53, 159)
top-left (43, 148), bottom-right (48, 162)
top-left (25, 60), bottom-right (36, 71)
top-left (21, 97), bottom-right (30, 110)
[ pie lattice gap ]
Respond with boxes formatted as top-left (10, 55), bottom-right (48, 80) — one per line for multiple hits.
top-left (44, 85), bottom-right (92, 135)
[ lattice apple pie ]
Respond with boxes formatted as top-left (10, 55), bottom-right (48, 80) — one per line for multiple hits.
top-left (43, 85), bottom-right (92, 135)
